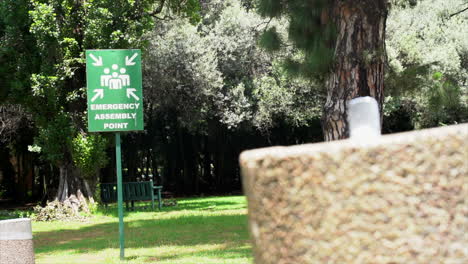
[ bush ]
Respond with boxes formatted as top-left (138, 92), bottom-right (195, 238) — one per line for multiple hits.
top-left (0, 210), bottom-right (33, 221)
top-left (32, 200), bottom-right (87, 222)
top-left (382, 96), bottom-right (416, 134)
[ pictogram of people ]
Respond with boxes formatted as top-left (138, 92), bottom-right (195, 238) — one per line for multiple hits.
top-left (109, 72), bottom-right (122, 89)
top-left (119, 68), bottom-right (130, 86)
top-left (100, 68), bottom-right (111, 87)
top-left (100, 64), bottom-right (131, 90)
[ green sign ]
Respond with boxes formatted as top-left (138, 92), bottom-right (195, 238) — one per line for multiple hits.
top-left (86, 49), bottom-right (144, 132)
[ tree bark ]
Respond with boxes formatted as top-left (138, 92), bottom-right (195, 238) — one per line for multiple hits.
top-left (323, 0), bottom-right (388, 141)
top-left (202, 136), bottom-right (212, 192)
top-left (56, 162), bottom-right (93, 212)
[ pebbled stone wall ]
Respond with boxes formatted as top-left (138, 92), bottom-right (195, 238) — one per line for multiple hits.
top-left (240, 124), bottom-right (467, 264)
top-left (0, 218), bottom-right (35, 264)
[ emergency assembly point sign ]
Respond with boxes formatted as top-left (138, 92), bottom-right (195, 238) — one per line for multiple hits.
top-left (86, 49), bottom-right (144, 132)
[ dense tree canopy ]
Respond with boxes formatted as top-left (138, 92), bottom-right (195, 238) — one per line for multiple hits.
top-left (144, 0), bottom-right (321, 132)
top-left (0, 0), bottom-right (204, 206)
top-left (136, 0), bottom-right (322, 193)
top-left (0, 0), bottom-right (466, 203)
top-left (385, 0), bottom-right (467, 129)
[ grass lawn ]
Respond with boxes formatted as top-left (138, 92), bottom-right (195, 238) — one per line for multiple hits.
top-left (30, 196), bottom-right (252, 264)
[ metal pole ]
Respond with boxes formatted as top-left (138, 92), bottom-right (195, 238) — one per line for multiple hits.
top-left (115, 133), bottom-right (125, 260)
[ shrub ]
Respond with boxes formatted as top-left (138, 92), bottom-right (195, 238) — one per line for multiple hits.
top-left (32, 200), bottom-right (87, 222)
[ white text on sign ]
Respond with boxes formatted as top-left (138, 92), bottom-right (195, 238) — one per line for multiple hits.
top-left (95, 113), bottom-right (137, 120)
top-left (90, 103), bottom-right (140, 110)
top-left (104, 123), bottom-right (129, 129)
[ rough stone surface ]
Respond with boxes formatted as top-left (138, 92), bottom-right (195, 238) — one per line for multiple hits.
top-left (0, 218), bottom-right (35, 264)
top-left (0, 240), bottom-right (35, 264)
top-left (240, 124), bottom-right (468, 264)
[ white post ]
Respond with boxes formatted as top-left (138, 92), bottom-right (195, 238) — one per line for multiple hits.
top-left (347, 96), bottom-right (381, 141)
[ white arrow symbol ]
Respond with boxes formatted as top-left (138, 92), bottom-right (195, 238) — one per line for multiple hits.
top-left (126, 88), bottom-right (140, 101)
top-left (89, 54), bottom-right (103, 66)
top-left (91, 89), bottom-right (104, 102)
top-left (125, 53), bottom-right (138, 66)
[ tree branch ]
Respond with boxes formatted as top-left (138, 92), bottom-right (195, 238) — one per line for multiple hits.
top-left (154, 14), bottom-right (174, 21)
top-left (148, 0), bottom-right (166, 17)
top-left (254, 18), bottom-right (273, 33)
top-left (450, 6), bottom-right (468, 18)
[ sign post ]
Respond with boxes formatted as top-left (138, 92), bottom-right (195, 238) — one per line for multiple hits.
top-left (85, 49), bottom-right (144, 260)
top-left (115, 132), bottom-right (124, 259)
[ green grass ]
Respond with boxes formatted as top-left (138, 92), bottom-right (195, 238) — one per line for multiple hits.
top-left (31, 196), bottom-right (252, 264)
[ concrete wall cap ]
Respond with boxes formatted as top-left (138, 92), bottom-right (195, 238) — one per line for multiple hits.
top-left (239, 123), bottom-right (468, 164)
top-left (0, 218), bottom-right (33, 240)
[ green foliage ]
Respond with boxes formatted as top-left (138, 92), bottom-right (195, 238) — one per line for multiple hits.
top-left (258, 27), bottom-right (282, 52)
top-left (32, 200), bottom-right (86, 222)
top-left (252, 62), bottom-right (323, 130)
top-left (167, 0), bottom-right (202, 24)
top-left (29, 74), bottom-right (60, 112)
top-left (386, 0), bottom-right (468, 128)
top-left (0, 0), bottom-right (40, 102)
top-left (35, 113), bottom-right (74, 164)
top-left (82, 0), bottom-right (155, 49)
top-left (29, 2), bottom-right (59, 45)
top-left (2, 0), bottom-right (209, 200)
top-left (257, 0), bottom-right (336, 78)
top-left (71, 134), bottom-right (108, 179)
top-left (144, 18), bottom-right (223, 132)
top-left (0, 210), bottom-right (34, 221)
top-left (385, 63), bottom-right (432, 95)
top-left (382, 96), bottom-right (416, 133)
top-left (427, 74), bottom-right (462, 111)
top-left (419, 73), bottom-right (467, 127)
top-left (144, 0), bottom-right (322, 133)
top-left (2, 0), bottom-right (160, 175)
top-left (257, 0), bottom-right (283, 18)
top-left (26, 0), bottom-right (205, 196)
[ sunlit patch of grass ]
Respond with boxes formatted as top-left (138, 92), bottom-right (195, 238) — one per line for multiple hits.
top-left (32, 196), bottom-right (252, 264)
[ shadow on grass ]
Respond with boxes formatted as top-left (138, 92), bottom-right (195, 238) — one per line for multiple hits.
top-left (139, 244), bottom-right (251, 263)
top-left (34, 213), bottom-right (250, 261)
top-left (33, 196), bottom-right (251, 262)
top-left (96, 196), bottom-right (247, 217)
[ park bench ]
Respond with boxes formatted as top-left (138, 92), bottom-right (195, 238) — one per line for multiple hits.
top-left (100, 181), bottom-right (163, 210)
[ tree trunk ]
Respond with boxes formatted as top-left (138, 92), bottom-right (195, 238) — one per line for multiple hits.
top-left (56, 162), bottom-right (92, 212)
top-left (202, 136), bottom-right (211, 192)
top-left (191, 135), bottom-right (200, 194)
top-left (323, 0), bottom-right (388, 141)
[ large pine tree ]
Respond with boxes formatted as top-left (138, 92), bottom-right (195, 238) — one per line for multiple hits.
top-left (258, 0), bottom-right (388, 140)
